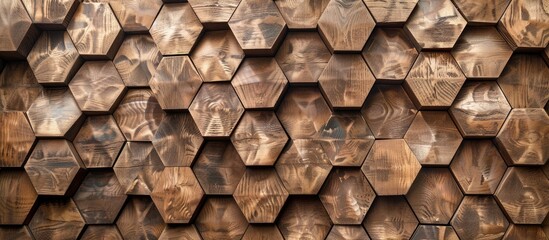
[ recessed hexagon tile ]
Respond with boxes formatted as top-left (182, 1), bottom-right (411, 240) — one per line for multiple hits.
top-left (116, 196), bottom-right (166, 240)
top-left (0, 0), bottom-right (38, 59)
top-left (24, 139), bottom-right (85, 196)
top-left (159, 225), bottom-right (202, 240)
top-left (0, 112), bottom-right (36, 167)
top-left (275, 0), bottom-right (330, 29)
top-left (230, 111), bottom-right (288, 166)
top-left (232, 58), bottom-right (288, 109)
top-left (411, 225), bottom-right (459, 240)
top-left (404, 52), bottom-right (466, 109)
top-left (496, 109), bottom-right (549, 165)
top-left (190, 30), bottom-right (245, 82)
top-left (451, 196), bottom-right (510, 240)
top-left (27, 31), bottom-right (82, 85)
top-left (81, 226), bottom-right (123, 240)
top-left (69, 61), bottom-right (126, 113)
top-left (363, 0), bottom-right (418, 24)
top-left (151, 167), bottom-right (204, 223)
top-left (67, 2), bottom-right (123, 59)
top-left (187, 0), bottom-right (241, 28)
top-left (193, 141), bottom-right (246, 195)
top-left (108, 0), bottom-right (163, 32)
top-left (326, 225), bottom-right (370, 240)
top-left (498, 54), bottom-right (549, 108)
top-left (21, 0), bottom-right (78, 29)
top-left (113, 142), bottom-right (164, 195)
top-left (189, 83), bottom-right (244, 138)
top-left (504, 224), bottom-right (548, 239)
top-left (404, 0), bottom-right (466, 50)
top-left (114, 89), bottom-right (165, 141)
top-left (195, 197), bottom-right (249, 240)
top-left (0, 62), bottom-right (43, 112)
top-left (150, 3), bottom-right (203, 55)
top-left (113, 34), bottom-right (162, 87)
top-left (28, 199), bottom-right (85, 240)
top-left (0, 226), bottom-right (34, 240)
top-left (242, 225), bottom-right (284, 240)
top-left (277, 196), bottom-right (332, 240)
top-left (153, 113), bottom-right (204, 167)
top-left (234, 168), bottom-right (289, 223)
top-left (149, 56), bottom-right (203, 110)
top-left (73, 171), bottom-right (127, 224)
top-left (498, 0), bottom-right (549, 50)
top-left (452, 0), bottom-right (510, 24)
top-left (406, 168), bottom-right (464, 225)
top-left (363, 196), bottom-right (419, 240)
top-left (361, 139), bottom-right (422, 195)
top-left (0, 170), bottom-right (37, 224)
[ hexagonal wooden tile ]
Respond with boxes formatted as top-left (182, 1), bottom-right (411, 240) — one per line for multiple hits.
top-left (495, 167), bottom-right (549, 224)
top-left (229, 0), bottom-right (286, 55)
top-left (67, 2), bottom-right (123, 59)
top-left (0, 170), bottom-right (37, 224)
top-left (0, 62), bottom-right (42, 112)
top-left (73, 115), bottom-right (125, 168)
top-left (404, 52), bottom-right (466, 109)
top-left (406, 168), bottom-right (464, 224)
top-left (195, 197), bottom-right (249, 240)
top-left (318, 54), bottom-right (375, 109)
top-left (159, 225), bottom-right (202, 240)
top-left (153, 113), bottom-right (203, 167)
top-left (362, 85), bottom-right (417, 139)
top-left (73, 171), bottom-right (127, 224)
top-left (363, 0), bottom-right (418, 24)
top-left (498, 0), bottom-right (549, 50)
top-left (0, 226), bottom-right (34, 240)
top-left (451, 196), bottom-right (509, 239)
top-left (274, 0), bottom-right (329, 29)
top-left (114, 89), bottom-right (165, 141)
top-left (27, 31), bottom-right (81, 85)
top-left (450, 140), bottom-right (507, 195)
top-left (150, 3), bottom-right (203, 55)
top-left (230, 111), bottom-right (288, 166)
top-left (234, 168), bottom-right (289, 223)
top-left (69, 61), bottom-right (126, 113)
top-left (277, 87), bottom-right (331, 139)
top-left (21, 0), bottom-right (78, 29)
top-left (0, 0), bottom-right (38, 59)
top-left (496, 109), bottom-right (549, 165)
top-left (189, 83), bottom-right (244, 137)
top-left (242, 225), bottom-right (284, 240)
top-left (151, 167), bottom-right (204, 223)
top-left (362, 139), bottom-right (422, 196)
top-left (451, 27), bottom-right (513, 79)
top-left (317, 0), bottom-right (374, 52)
top-left (275, 139), bottom-right (333, 194)
top-left (452, 0), bottom-right (510, 24)
top-left (149, 56), bottom-right (203, 110)
top-left (187, 0), bottom-right (241, 28)
top-left (0, 112), bottom-right (36, 167)
top-left (25, 140), bottom-right (85, 196)
top-left (497, 54), bottom-right (549, 108)
top-left (116, 196), bottom-right (166, 240)
top-left (277, 196), bottom-right (332, 240)
top-left (113, 142), bottom-right (164, 195)
top-left (362, 28), bottom-right (418, 82)
top-left (113, 34), bottom-right (162, 87)
top-left (326, 225), bottom-right (370, 240)
top-left (275, 32), bottom-right (331, 84)
top-left (404, 0), bottom-right (466, 50)
top-left (450, 81), bottom-right (511, 137)
top-left (29, 198), bottom-right (85, 240)
top-left (504, 224), bottom-right (548, 239)
top-left (193, 141), bottom-right (246, 195)
top-left (411, 225), bottom-right (459, 240)
top-left (108, 0), bottom-right (163, 32)
top-left (319, 169), bottom-right (375, 224)
top-left (81, 225), bottom-right (123, 240)
top-left (363, 196), bottom-right (418, 240)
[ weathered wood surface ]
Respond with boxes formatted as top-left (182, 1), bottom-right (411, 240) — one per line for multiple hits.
top-left (0, 226), bottom-right (34, 240)
top-left (150, 3), bottom-right (203, 55)
top-left (363, 0), bottom-right (418, 24)
top-left (159, 225), bottom-right (202, 240)
top-left (452, 0), bottom-right (510, 24)
top-left (242, 225), bottom-right (283, 240)
top-left (80, 225), bottom-right (123, 240)
top-left (277, 197), bottom-right (332, 240)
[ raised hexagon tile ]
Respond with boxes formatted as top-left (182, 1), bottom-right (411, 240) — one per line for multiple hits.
top-left (363, 196), bottom-right (418, 240)
top-left (504, 224), bottom-right (548, 240)
top-left (108, 0), bottom-right (163, 32)
top-left (0, 62), bottom-right (42, 112)
top-left (195, 197), bottom-right (249, 240)
top-left (277, 196), bottom-right (332, 240)
top-left (114, 89), bottom-right (165, 141)
top-left (187, 0), bottom-right (241, 28)
top-left (363, 0), bottom-right (418, 24)
top-left (113, 34), bottom-right (162, 87)
top-left (498, 0), bottom-right (549, 50)
top-left (0, 170), bottom-right (37, 224)
top-left (0, 0), bottom-right (38, 59)
top-left (159, 225), bottom-right (202, 240)
top-left (81, 225), bottom-right (123, 240)
top-left (153, 113), bottom-right (204, 167)
top-left (411, 225), bottom-right (459, 240)
top-left (28, 198), bottom-right (85, 240)
top-left (116, 196), bottom-right (166, 240)
top-left (242, 225), bottom-right (284, 240)
top-left (275, 0), bottom-right (330, 29)
top-left (452, 0), bottom-right (510, 24)
top-left (150, 3), bottom-right (203, 55)
top-left (0, 112), bottom-right (36, 167)
top-left (0, 226), bottom-right (34, 240)
top-left (326, 225), bottom-right (370, 240)
top-left (149, 56), bottom-right (203, 110)
top-left (21, 0), bottom-right (79, 29)
top-left (113, 142), bottom-right (164, 195)
top-left (451, 196), bottom-right (509, 239)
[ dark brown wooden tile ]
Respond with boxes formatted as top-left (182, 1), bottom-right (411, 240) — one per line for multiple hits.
top-left (29, 198), bottom-right (85, 240)
top-left (242, 225), bottom-right (283, 240)
top-left (0, 112), bottom-right (36, 167)
top-left (411, 225), bottom-right (459, 240)
top-left (503, 224), bottom-right (548, 240)
top-left (0, 226), bottom-right (34, 240)
top-left (159, 225), bottom-right (202, 240)
top-left (116, 196), bottom-right (166, 240)
top-left (0, 170), bottom-right (37, 225)
top-left (81, 225), bottom-right (123, 240)
top-left (0, 62), bottom-right (42, 112)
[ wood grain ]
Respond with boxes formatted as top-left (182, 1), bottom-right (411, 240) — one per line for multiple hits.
top-left (159, 225), bottom-right (202, 240)
top-left (114, 89), bottom-right (165, 141)
top-left (113, 34), bottom-right (162, 87)
top-left (187, 0), bottom-right (241, 28)
top-left (363, 196), bottom-right (419, 240)
top-left (363, 0), bottom-right (418, 24)
top-left (113, 142), bottom-right (164, 195)
top-left (0, 226), bottom-right (34, 240)
top-left (452, 0), bottom-right (510, 24)
top-left (406, 168), bottom-right (464, 224)
top-left (81, 225), bottom-right (123, 240)
top-left (404, 52), bottom-right (466, 109)
top-left (242, 225), bottom-right (284, 240)
top-left (195, 197), bottom-right (249, 240)
top-left (503, 224), bottom-right (548, 240)
top-left (192, 142), bottom-right (246, 195)
top-left (451, 196), bottom-right (509, 239)
top-left (116, 196), bottom-right (166, 240)
top-left (0, 170), bottom-right (37, 224)
top-left (0, 0), bottom-right (37, 59)
top-left (69, 61), bottom-right (126, 113)
top-left (319, 169), bottom-right (375, 224)
top-left (449, 81), bottom-right (512, 137)
top-left (27, 31), bottom-right (81, 85)
top-left (73, 115), bottom-right (125, 168)
top-left (152, 113), bottom-right (204, 167)
top-left (497, 0), bottom-right (549, 49)
top-left (108, 0), bottom-right (163, 32)
top-left (150, 3), bottom-right (203, 55)
top-left (149, 56), bottom-right (203, 110)
top-left (411, 225), bottom-right (459, 240)
top-left (495, 167), bottom-right (549, 224)
top-left (277, 196), bottom-right (332, 240)
top-left (274, 0), bottom-right (330, 29)
top-left (317, 0), bottom-right (375, 52)
top-left (232, 58), bottom-right (288, 109)
top-left (326, 225), bottom-right (370, 240)
top-left (230, 111), bottom-right (288, 166)
top-left (28, 198), bottom-right (85, 240)
top-left (189, 83), bottom-right (244, 137)
top-left (362, 85), bottom-right (418, 139)
top-left (0, 62), bottom-right (43, 111)
top-left (361, 139), bottom-right (422, 195)
top-left (21, 0), bottom-right (78, 28)
top-left (0, 112), bottom-right (36, 167)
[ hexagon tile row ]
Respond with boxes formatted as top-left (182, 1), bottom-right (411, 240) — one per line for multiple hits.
top-left (1, 0), bottom-right (549, 239)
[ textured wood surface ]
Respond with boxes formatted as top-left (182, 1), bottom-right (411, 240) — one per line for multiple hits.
top-left (411, 225), bottom-right (459, 240)
top-left (114, 89), bottom-right (165, 141)
top-left (108, 0), bottom-right (163, 32)
top-left (503, 224), bottom-right (548, 240)
top-left (275, 0), bottom-right (329, 29)
top-left (363, 0), bottom-right (418, 24)
top-left (80, 225), bottom-right (123, 240)
top-left (153, 113), bottom-right (204, 167)
top-left (116, 196), bottom-right (165, 240)
top-left (0, 62), bottom-right (42, 112)
top-left (150, 3), bottom-right (203, 55)
top-left (0, 0), bottom-right (37, 59)
top-left (0, 170), bottom-right (37, 225)
top-left (73, 115), bottom-right (125, 168)
top-left (277, 197), bottom-right (332, 240)
top-left (187, 0), bottom-right (240, 28)
top-left (28, 198), bottom-right (85, 240)
top-left (113, 34), bottom-right (162, 87)
top-left (159, 225), bottom-right (202, 240)
top-left (327, 225), bottom-right (370, 240)
top-left (452, 0), bottom-right (510, 24)
top-left (498, 0), bottom-right (549, 49)
top-left (242, 225), bottom-right (284, 240)
top-left (113, 142), bottom-right (164, 195)
top-left (0, 112), bottom-right (36, 167)
top-left (451, 196), bottom-right (509, 240)
top-left (195, 197), bottom-right (249, 240)
top-left (0, 226), bottom-right (34, 240)
top-left (21, 0), bottom-right (78, 28)
top-left (363, 196), bottom-right (418, 240)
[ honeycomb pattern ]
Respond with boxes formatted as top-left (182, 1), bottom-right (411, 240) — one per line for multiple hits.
top-left (1, 0), bottom-right (548, 238)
